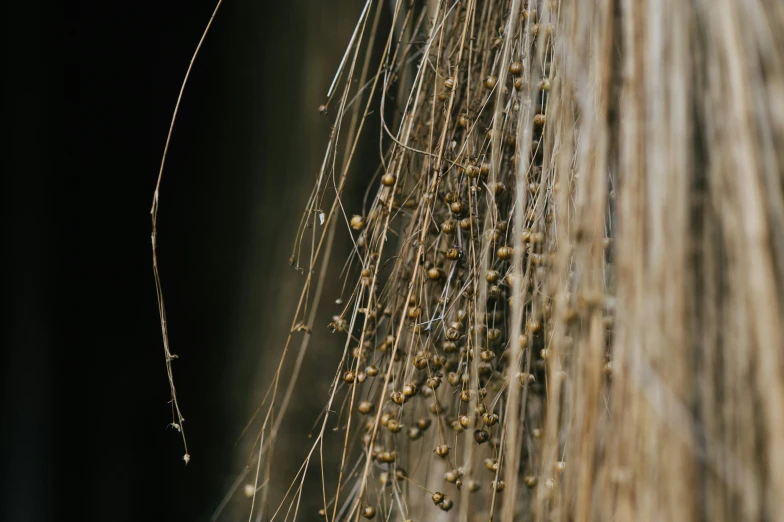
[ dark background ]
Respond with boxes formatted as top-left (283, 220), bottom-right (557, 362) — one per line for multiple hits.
top-left (3, 1), bottom-right (385, 521)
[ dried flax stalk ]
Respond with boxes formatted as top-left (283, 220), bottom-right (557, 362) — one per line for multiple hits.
top-left (199, 1), bottom-right (784, 521)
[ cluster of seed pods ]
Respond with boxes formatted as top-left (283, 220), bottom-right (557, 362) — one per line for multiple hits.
top-left (288, 1), bottom-right (615, 520)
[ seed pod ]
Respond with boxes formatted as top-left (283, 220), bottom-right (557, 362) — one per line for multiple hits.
top-left (417, 417), bottom-right (432, 430)
top-left (391, 391), bottom-right (406, 405)
top-left (351, 215), bottom-right (369, 232)
top-left (413, 353), bottom-right (428, 368)
top-left (482, 413), bottom-right (499, 426)
top-left (427, 267), bottom-right (444, 281)
top-left (386, 419), bottom-right (402, 433)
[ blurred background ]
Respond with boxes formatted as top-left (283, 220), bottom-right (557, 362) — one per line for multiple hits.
top-left (3, 1), bottom-right (390, 520)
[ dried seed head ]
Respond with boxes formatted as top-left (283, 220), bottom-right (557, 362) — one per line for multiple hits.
top-left (482, 413), bottom-right (499, 426)
top-left (509, 61), bottom-right (523, 76)
top-left (497, 246), bottom-right (513, 260)
top-left (417, 417), bottom-right (432, 430)
top-left (350, 215), bottom-right (366, 230)
top-left (379, 451), bottom-right (396, 463)
top-left (427, 267), bottom-right (444, 281)
top-left (358, 401), bottom-right (374, 415)
top-left (391, 391), bottom-right (406, 405)
top-left (402, 383), bottom-right (418, 398)
top-left (413, 353), bottom-right (428, 369)
top-left (519, 372), bottom-right (536, 386)
top-left (361, 506), bottom-right (376, 519)
top-left (487, 328), bottom-right (501, 341)
top-left (474, 429), bottom-right (490, 444)
top-left (485, 75), bottom-right (498, 89)
top-left (386, 419), bottom-right (402, 433)
top-left (435, 444), bottom-right (450, 458)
